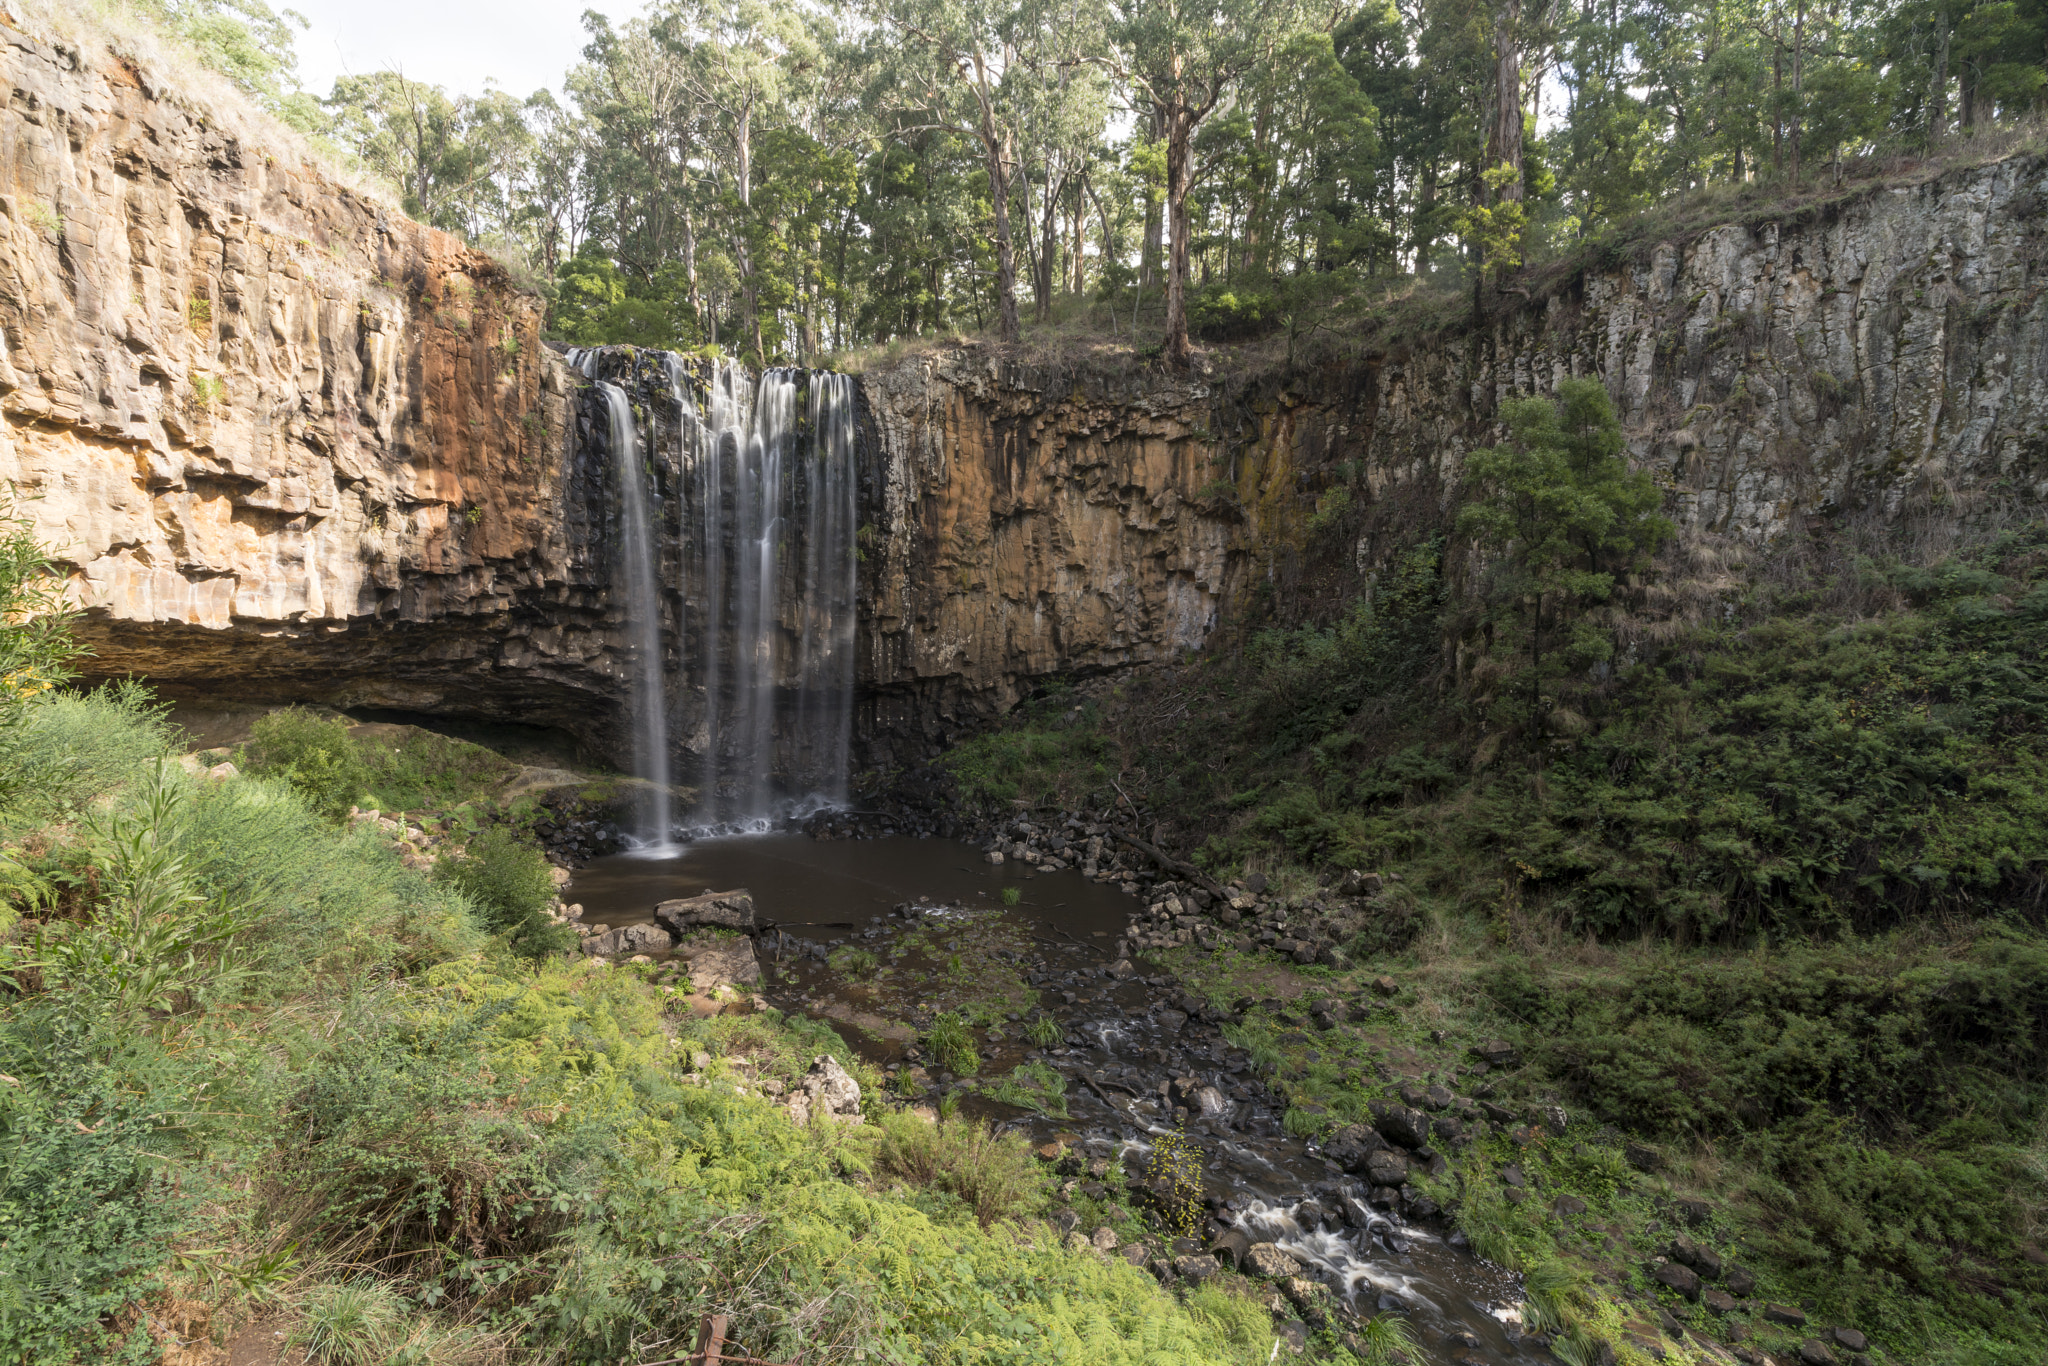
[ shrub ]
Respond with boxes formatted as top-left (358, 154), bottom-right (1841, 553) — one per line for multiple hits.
top-left (0, 1014), bottom-right (197, 1365)
top-left (920, 1010), bottom-right (979, 1075)
top-left (431, 825), bottom-right (569, 960)
top-left (242, 708), bottom-right (371, 818)
top-left (292, 1280), bottom-right (402, 1366)
top-left (1188, 284), bottom-right (1275, 340)
top-left (2, 682), bottom-right (173, 824)
top-left (869, 1110), bottom-right (1044, 1227)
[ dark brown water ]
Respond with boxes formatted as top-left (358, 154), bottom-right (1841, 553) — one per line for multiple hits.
top-left (568, 835), bottom-right (1543, 1364)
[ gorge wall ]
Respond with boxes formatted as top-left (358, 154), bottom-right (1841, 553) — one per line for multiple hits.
top-left (856, 154), bottom-right (2048, 758)
top-left (7, 10), bottom-right (2046, 769)
top-left (0, 17), bottom-right (620, 745)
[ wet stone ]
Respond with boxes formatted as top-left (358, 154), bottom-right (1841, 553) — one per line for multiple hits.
top-left (1244, 1243), bottom-right (1303, 1279)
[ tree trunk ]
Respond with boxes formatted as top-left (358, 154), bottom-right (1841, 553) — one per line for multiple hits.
top-left (1790, 0), bottom-right (1805, 181)
top-left (1930, 8), bottom-right (1950, 146)
top-left (735, 107), bottom-right (762, 362)
top-left (1961, 59), bottom-right (1977, 129)
top-left (1163, 106), bottom-right (1195, 366)
top-left (1416, 162), bottom-right (1437, 273)
top-left (1141, 109), bottom-right (1163, 288)
top-left (987, 130), bottom-right (1020, 343)
top-left (1490, 0), bottom-right (1525, 200)
top-left (1069, 179), bottom-right (1087, 298)
top-left (1771, 16), bottom-right (1783, 175)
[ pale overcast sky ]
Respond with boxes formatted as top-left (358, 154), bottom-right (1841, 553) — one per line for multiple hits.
top-left (288, 0), bottom-right (641, 100)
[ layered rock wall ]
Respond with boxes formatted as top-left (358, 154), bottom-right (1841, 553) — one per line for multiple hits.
top-left (0, 20), bottom-right (617, 740)
top-left (856, 154), bottom-right (2048, 755)
top-left (10, 5), bottom-right (2046, 766)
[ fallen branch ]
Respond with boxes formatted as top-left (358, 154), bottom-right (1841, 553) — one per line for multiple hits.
top-left (1111, 831), bottom-right (1227, 899)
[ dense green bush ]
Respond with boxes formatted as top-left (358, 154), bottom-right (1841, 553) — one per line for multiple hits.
top-left (432, 825), bottom-right (573, 959)
top-left (0, 1016), bottom-right (196, 1364)
top-left (1479, 936), bottom-right (2048, 1334)
top-left (241, 708), bottom-right (372, 818)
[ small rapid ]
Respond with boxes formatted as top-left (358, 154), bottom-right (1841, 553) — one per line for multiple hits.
top-left (566, 833), bottom-right (1547, 1364)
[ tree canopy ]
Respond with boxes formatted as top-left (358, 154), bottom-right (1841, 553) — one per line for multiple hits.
top-left (142, 0), bottom-right (2048, 364)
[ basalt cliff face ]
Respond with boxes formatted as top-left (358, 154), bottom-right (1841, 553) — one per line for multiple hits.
top-left (857, 153), bottom-right (2048, 755)
top-left (0, 22), bottom-right (619, 742)
top-left (11, 10), bottom-right (2047, 766)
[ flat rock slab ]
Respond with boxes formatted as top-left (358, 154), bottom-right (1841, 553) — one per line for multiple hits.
top-left (668, 930), bottom-right (761, 1013)
top-left (655, 889), bottom-right (756, 933)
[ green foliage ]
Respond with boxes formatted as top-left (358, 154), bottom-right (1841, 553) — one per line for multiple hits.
top-left (1000, 884), bottom-right (1022, 907)
top-left (1188, 284), bottom-right (1275, 340)
top-left (869, 1110), bottom-right (1045, 1226)
top-left (431, 825), bottom-right (570, 960)
top-left (1457, 379), bottom-right (1672, 735)
top-left (1024, 1013), bottom-right (1065, 1049)
top-left (0, 497), bottom-right (87, 807)
top-left (356, 728), bottom-right (518, 813)
top-left (2, 682), bottom-right (173, 825)
top-left (0, 1025), bottom-right (194, 1364)
top-left (241, 708), bottom-right (371, 818)
top-left (1144, 1126), bottom-right (1206, 1241)
top-left (921, 1009), bottom-right (980, 1076)
top-left (1481, 935), bottom-right (2048, 1333)
top-left (941, 696), bottom-right (1121, 812)
top-left (292, 1279), bottom-right (403, 1366)
top-left (983, 1060), bottom-right (1069, 1118)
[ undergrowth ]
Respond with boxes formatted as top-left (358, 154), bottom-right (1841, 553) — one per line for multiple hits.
top-left (0, 675), bottom-right (1278, 1364)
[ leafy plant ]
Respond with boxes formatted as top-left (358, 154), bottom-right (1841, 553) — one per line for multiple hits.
top-left (292, 1279), bottom-right (403, 1365)
top-left (921, 1010), bottom-right (980, 1076)
top-left (241, 708), bottom-right (369, 818)
top-left (869, 1110), bottom-right (1044, 1227)
top-left (1457, 378), bottom-right (1672, 738)
top-left (983, 1060), bottom-right (1069, 1117)
top-left (1145, 1126), bottom-right (1206, 1241)
top-left (431, 825), bottom-right (569, 960)
top-left (1024, 1014), bottom-right (1064, 1049)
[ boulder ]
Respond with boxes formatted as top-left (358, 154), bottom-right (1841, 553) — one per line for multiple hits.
top-left (654, 889), bottom-right (757, 934)
top-left (1208, 1227), bottom-right (1253, 1270)
top-left (1191, 1085), bottom-right (1231, 1119)
top-left (1799, 1342), bottom-right (1838, 1366)
top-left (1763, 1304), bottom-right (1808, 1327)
top-left (1173, 1253), bottom-right (1222, 1283)
top-left (1831, 1329), bottom-right (1868, 1353)
top-left (1364, 1149), bottom-right (1410, 1187)
top-left (1337, 869), bottom-right (1383, 896)
top-left (1372, 1103), bottom-right (1432, 1149)
top-left (582, 923), bottom-right (674, 957)
top-left (1723, 1265), bottom-right (1756, 1297)
top-left (1654, 1262), bottom-right (1701, 1300)
top-left (1470, 1039), bottom-right (1518, 1067)
top-left (1624, 1142), bottom-right (1662, 1172)
top-left (1369, 975), bottom-right (1400, 997)
top-left (784, 1054), bottom-right (863, 1127)
top-left (1243, 1243), bottom-right (1303, 1279)
top-left (1322, 1123), bottom-right (1387, 1171)
top-left (1702, 1289), bottom-right (1738, 1314)
top-left (1090, 1226), bottom-right (1119, 1252)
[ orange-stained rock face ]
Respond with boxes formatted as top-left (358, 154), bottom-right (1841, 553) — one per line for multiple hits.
top-left (0, 23), bottom-right (619, 741)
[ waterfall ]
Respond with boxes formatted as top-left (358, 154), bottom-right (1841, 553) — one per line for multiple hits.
top-left (579, 348), bottom-right (855, 831)
top-left (596, 380), bottom-right (674, 848)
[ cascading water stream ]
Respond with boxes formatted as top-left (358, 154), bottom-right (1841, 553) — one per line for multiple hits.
top-left (597, 380), bottom-right (674, 849)
top-left (582, 346), bottom-right (858, 835)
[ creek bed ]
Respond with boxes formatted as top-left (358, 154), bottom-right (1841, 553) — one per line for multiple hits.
top-left (569, 834), bottom-right (1544, 1365)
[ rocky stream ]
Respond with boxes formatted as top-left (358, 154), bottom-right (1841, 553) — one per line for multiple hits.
top-left (563, 818), bottom-right (1555, 1366)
